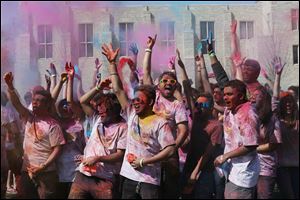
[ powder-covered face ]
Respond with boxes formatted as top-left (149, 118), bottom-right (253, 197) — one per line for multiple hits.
top-left (32, 94), bottom-right (49, 114)
top-left (242, 65), bottom-right (259, 84)
top-left (223, 87), bottom-right (244, 111)
top-left (158, 74), bottom-right (177, 98)
top-left (132, 91), bottom-right (150, 116)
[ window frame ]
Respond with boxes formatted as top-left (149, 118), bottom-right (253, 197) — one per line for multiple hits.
top-left (38, 24), bottom-right (53, 59)
top-left (79, 23), bottom-right (94, 58)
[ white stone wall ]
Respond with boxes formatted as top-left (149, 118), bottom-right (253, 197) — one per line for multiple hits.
top-left (15, 1), bottom-right (299, 97)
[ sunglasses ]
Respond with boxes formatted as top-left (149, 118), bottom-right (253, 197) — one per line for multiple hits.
top-left (160, 79), bottom-right (177, 85)
top-left (131, 97), bottom-right (145, 104)
top-left (194, 102), bottom-right (211, 109)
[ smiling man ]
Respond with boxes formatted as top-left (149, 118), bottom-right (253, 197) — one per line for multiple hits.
top-left (101, 43), bottom-right (176, 199)
top-left (214, 79), bottom-right (260, 199)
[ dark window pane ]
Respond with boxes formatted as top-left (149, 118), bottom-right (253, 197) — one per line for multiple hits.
top-left (293, 45), bottom-right (299, 64)
top-left (168, 41), bottom-right (175, 53)
top-left (38, 25), bottom-right (45, 43)
top-left (119, 24), bottom-right (126, 42)
top-left (79, 24), bottom-right (85, 42)
top-left (161, 41), bottom-right (168, 47)
top-left (87, 24), bottom-right (93, 42)
top-left (46, 25), bottom-right (52, 43)
top-left (160, 22), bottom-right (168, 40)
top-left (87, 43), bottom-right (93, 57)
top-left (208, 22), bottom-right (214, 39)
top-left (79, 43), bottom-right (85, 57)
top-left (240, 22), bottom-right (247, 39)
top-left (201, 41), bottom-right (207, 54)
top-left (168, 22), bottom-right (175, 40)
top-left (247, 22), bottom-right (254, 39)
top-left (46, 44), bottom-right (52, 58)
top-left (127, 24), bottom-right (134, 41)
top-left (200, 22), bottom-right (207, 40)
top-left (38, 44), bottom-right (45, 58)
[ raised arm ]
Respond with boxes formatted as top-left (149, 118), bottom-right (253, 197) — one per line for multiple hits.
top-left (272, 57), bottom-right (286, 98)
top-left (142, 34), bottom-right (157, 85)
top-left (206, 33), bottom-right (230, 89)
top-left (45, 74), bottom-right (51, 92)
top-left (79, 78), bottom-right (110, 117)
top-left (231, 56), bottom-right (246, 81)
top-left (3, 72), bottom-right (31, 121)
top-left (195, 50), bottom-right (212, 95)
top-left (51, 72), bottom-right (68, 102)
top-left (261, 66), bottom-right (274, 89)
top-left (128, 43), bottom-right (140, 88)
top-left (92, 58), bottom-right (102, 88)
top-left (46, 63), bottom-right (57, 93)
top-left (230, 20), bottom-right (241, 79)
top-left (101, 43), bottom-right (129, 110)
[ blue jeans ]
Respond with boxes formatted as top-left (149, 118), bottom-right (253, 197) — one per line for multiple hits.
top-left (277, 167), bottom-right (299, 199)
top-left (121, 177), bottom-right (160, 199)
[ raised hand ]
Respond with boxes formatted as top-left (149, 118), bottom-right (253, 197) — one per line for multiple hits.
top-left (176, 48), bottom-right (184, 68)
top-left (129, 43), bottom-right (139, 55)
top-left (98, 77), bottom-right (112, 90)
top-left (45, 74), bottom-right (51, 86)
top-left (197, 42), bottom-right (203, 55)
top-left (208, 72), bottom-right (216, 79)
top-left (195, 55), bottom-right (204, 66)
top-left (271, 57), bottom-right (286, 75)
top-left (60, 72), bottom-right (68, 83)
top-left (168, 55), bottom-right (176, 70)
top-left (146, 34), bottom-right (157, 49)
top-left (65, 62), bottom-right (75, 78)
top-left (101, 43), bottom-right (120, 63)
top-left (3, 72), bottom-right (14, 89)
top-left (95, 58), bottom-right (102, 70)
top-left (231, 20), bottom-right (237, 34)
top-left (206, 31), bottom-right (214, 53)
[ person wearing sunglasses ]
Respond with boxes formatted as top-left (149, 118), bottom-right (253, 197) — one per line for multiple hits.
top-left (181, 93), bottom-right (223, 198)
top-left (142, 34), bottom-right (189, 199)
top-left (102, 43), bottom-right (176, 199)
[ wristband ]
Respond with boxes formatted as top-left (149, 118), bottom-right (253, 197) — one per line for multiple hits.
top-left (51, 74), bottom-right (57, 77)
top-left (110, 73), bottom-right (118, 76)
top-left (96, 85), bottom-right (101, 91)
top-left (145, 48), bottom-right (152, 53)
top-left (139, 158), bottom-right (144, 168)
top-left (208, 50), bottom-right (216, 57)
top-left (109, 61), bottom-right (116, 65)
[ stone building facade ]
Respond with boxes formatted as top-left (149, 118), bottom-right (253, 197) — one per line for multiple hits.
top-left (11, 1), bottom-right (299, 98)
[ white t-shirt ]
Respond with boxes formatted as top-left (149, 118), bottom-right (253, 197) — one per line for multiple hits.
top-left (223, 102), bottom-right (260, 188)
top-left (120, 105), bottom-right (175, 185)
top-left (78, 117), bottom-right (127, 181)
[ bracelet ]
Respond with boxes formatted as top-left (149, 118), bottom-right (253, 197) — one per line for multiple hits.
top-left (109, 61), bottom-right (116, 65)
top-left (139, 158), bottom-right (144, 168)
top-left (208, 50), bottom-right (216, 57)
top-left (95, 85), bottom-right (101, 91)
top-left (145, 48), bottom-right (152, 53)
top-left (51, 74), bottom-right (57, 77)
top-left (110, 73), bottom-right (118, 76)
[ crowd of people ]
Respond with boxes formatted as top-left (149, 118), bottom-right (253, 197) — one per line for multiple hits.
top-left (1, 20), bottom-right (299, 199)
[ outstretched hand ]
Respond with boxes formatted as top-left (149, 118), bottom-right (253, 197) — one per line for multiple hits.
top-left (176, 48), bottom-right (184, 68)
top-left (101, 43), bottom-right (120, 63)
top-left (3, 72), bottom-right (14, 89)
top-left (95, 58), bottom-right (102, 70)
top-left (65, 62), bottom-right (75, 78)
top-left (97, 77), bottom-right (112, 90)
top-left (231, 56), bottom-right (246, 68)
top-left (129, 43), bottom-right (139, 55)
top-left (168, 55), bottom-right (176, 70)
top-left (45, 74), bottom-right (51, 86)
top-left (206, 31), bottom-right (214, 52)
top-left (147, 34), bottom-right (157, 49)
top-left (271, 57), bottom-right (286, 75)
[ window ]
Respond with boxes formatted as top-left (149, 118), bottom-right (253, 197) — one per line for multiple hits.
top-left (240, 21), bottom-right (254, 39)
top-left (293, 45), bottom-right (299, 65)
top-left (79, 24), bottom-right (93, 57)
top-left (38, 25), bottom-right (53, 58)
top-left (291, 9), bottom-right (299, 30)
top-left (200, 21), bottom-right (215, 54)
top-left (160, 21), bottom-right (175, 53)
top-left (119, 23), bottom-right (134, 56)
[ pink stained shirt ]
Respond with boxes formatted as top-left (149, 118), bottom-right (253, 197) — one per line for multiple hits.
top-left (120, 104), bottom-right (175, 185)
